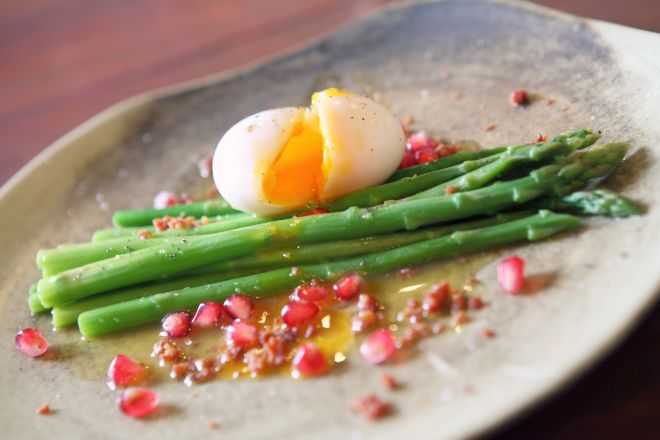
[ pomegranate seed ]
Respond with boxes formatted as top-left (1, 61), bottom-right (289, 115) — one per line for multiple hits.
top-left (198, 154), bottom-right (213, 178)
top-left (292, 343), bottom-right (328, 377)
top-left (535, 133), bottom-right (548, 143)
top-left (415, 149), bottom-right (440, 164)
top-left (360, 329), bottom-right (396, 365)
top-left (510, 88), bottom-right (529, 106)
top-left (281, 301), bottom-right (319, 327)
top-left (15, 328), bottom-right (48, 357)
top-left (398, 151), bottom-right (416, 169)
top-left (350, 394), bottom-right (391, 420)
top-left (226, 321), bottom-right (258, 346)
top-left (295, 208), bottom-right (329, 217)
top-left (192, 301), bottom-right (224, 328)
top-left (118, 387), bottom-right (159, 418)
top-left (333, 273), bottom-right (363, 300)
top-left (161, 311), bottom-right (191, 338)
top-left (223, 294), bottom-right (255, 321)
top-left (108, 354), bottom-right (147, 389)
top-left (497, 255), bottom-right (525, 294)
top-left (153, 191), bottom-right (179, 209)
top-left (406, 131), bottom-right (437, 153)
top-left (293, 282), bottom-right (328, 302)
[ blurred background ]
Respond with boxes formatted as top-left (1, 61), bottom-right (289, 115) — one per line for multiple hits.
top-left (0, 1), bottom-right (659, 435)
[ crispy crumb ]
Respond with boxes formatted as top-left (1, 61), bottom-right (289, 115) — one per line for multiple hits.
top-left (440, 69), bottom-right (453, 79)
top-left (481, 328), bottom-right (495, 339)
top-left (381, 374), bottom-right (398, 390)
top-left (401, 115), bottom-right (414, 126)
top-left (137, 229), bottom-right (153, 240)
top-left (451, 91), bottom-right (463, 100)
top-left (208, 421), bottom-right (219, 429)
top-left (444, 185), bottom-right (457, 195)
top-left (37, 404), bottom-right (50, 415)
top-left (483, 123), bottom-right (496, 132)
top-left (350, 394), bottom-right (391, 420)
top-left (546, 97), bottom-right (556, 105)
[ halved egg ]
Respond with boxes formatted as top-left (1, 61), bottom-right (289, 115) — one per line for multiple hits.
top-left (212, 89), bottom-right (405, 216)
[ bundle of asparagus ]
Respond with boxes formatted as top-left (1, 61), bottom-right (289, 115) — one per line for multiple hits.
top-left (29, 129), bottom-right (640, 337)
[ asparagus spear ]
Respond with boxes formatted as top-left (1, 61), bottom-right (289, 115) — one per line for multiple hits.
top-left (77, 211), bottom-right (582, 336)
top-left (112, 199), bottom-right (240, 227)
top-left (386, 129), bottom-right (596, 182)
top-left (27, 284), bottom-right (48, 315)
top-left (40, 134), bottom-right (588, 275)
top-left (37, 142), bottom-right (626, 308)
top-left (539, 189), bottom-right (642, 217)
top-left (51, 212), bottom-right (530, 326)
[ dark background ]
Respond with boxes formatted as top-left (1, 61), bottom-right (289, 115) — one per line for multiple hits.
top-left (1, 1), bottom-right (658, 437)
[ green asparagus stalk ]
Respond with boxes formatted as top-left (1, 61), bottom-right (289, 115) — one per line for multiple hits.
top-left (386, 129), bottom-right (596, 182)
top-left (51, 212), bottom-right (531, 326)
top-left (42, 134), bottom-right (590, 275)
top-left (112, 198), bottom-right (241, 227)
top-left (539, 189), bottom-right (642, 217)
top-left (28, 284), bottom-right (48, 315)
top-left (37, 142), bottom-right (626, 308)
top-left (77, 211), bottom-right (582, 336)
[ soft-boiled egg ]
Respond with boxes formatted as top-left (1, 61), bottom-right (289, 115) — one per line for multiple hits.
top-left (212, 89), bottom-right (405, 216)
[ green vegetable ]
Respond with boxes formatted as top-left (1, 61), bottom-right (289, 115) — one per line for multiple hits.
top-left (539, 189), bottom-right (642, 217)
top-left (51, 212), bottom-right (529, 326)
top-left (112, 199), bottom-right (240, 227)
top-left (37, 142), bottom-right (626, 308)
top-left (77, 211), bottom-right (582, 336)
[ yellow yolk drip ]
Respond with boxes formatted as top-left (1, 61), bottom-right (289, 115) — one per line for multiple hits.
top-left (262, 119), bottom-right (325, 206)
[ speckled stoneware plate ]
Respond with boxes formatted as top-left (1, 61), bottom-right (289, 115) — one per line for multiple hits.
top-left (2, 0), bottom-right (660, 438)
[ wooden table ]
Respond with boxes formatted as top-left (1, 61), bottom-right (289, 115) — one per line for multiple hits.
top-left (1, 0), bottom-right (658, 437)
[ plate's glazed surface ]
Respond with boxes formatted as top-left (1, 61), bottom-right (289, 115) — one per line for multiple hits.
top-left (1, 1), bottom-right (659, 438)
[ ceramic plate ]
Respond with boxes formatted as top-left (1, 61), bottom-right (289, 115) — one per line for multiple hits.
top-left (1, 0), bottom-right (659, 438)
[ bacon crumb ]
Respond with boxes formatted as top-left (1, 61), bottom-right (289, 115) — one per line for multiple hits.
top-left (198, 154), bottom-right (213, 178)
top-left (546, 97), bottom-right (556, 105)
top-left (381, 374), bottom-right (398, 390)
top-left (401, 116), bottom-right (414, 126)
top-left (37, 404), bottom-right (50, 415)
top-left (444, 185), bottom-right (457, 195)
top-left (208, 421), bottom-right (219, 430)
top-left (137, 229), bottom-right (152, 240)
top-left (452, 310), bottom-right (469, 326)
top-left (440, 69), bottom-right (453, 79)
top-left (451, 91), bottom-right (463, 100)
top-left (468, 296), bottom-right (483, 310)
top-left (350, 394), bottom-right (391, 421)
top-left (153, 214), bottom-right (199, 232)
top-left (481, 328), bottom-right (495, 339)
top-left (483, 123), bottom-right (496, 132)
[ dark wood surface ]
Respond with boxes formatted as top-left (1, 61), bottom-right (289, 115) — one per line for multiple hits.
top-left (1, 0), bottom-right (658, 437)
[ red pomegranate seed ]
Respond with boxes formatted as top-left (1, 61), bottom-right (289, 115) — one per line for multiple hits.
top-left (118, 387), bottom-right (159, 418)
top-left (192, 301), bottom-right (224, 328)
top-left (226, 321), bottom-right (258, 346)
top-left (360, 329), bottom-right (396, 365)
top-left (293, 282), bottom-right (328, 302)
top-left (161, 311), bottom-right (191, 338)
top-left (535, 133), bottom-right (548, 143)
top-left (108, 354), bottom-right (147, 389)
top-left (398, 151), bottom-right (416, 169)
top-left (153, 191), bottom-right (179, 209)
top-left (415, 149), bottom-right (440, 164)
top-left (295, 208), bottom-right (329, 217)
top-left (292, 343), bottom-right (328, 377)
top-left (350, 394), bottom-right (391, 420)
top-left (223, 294), bottom-right (255, 321)
top-left (281, 301), bottom-right (319, 327)
top-left (406, 131), bottom-right (437, 153)
top-left (333, 273), bottom-right (363, 300)
top-left (497, 255), bottom-right (525, 294)
top-left (510, 88), bottom-right (529, 106)
top-left (15, 328), bottom-right (48, 357)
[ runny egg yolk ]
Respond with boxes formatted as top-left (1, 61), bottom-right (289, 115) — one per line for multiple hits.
top-left (261, 115), bottom-right (326, 206)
